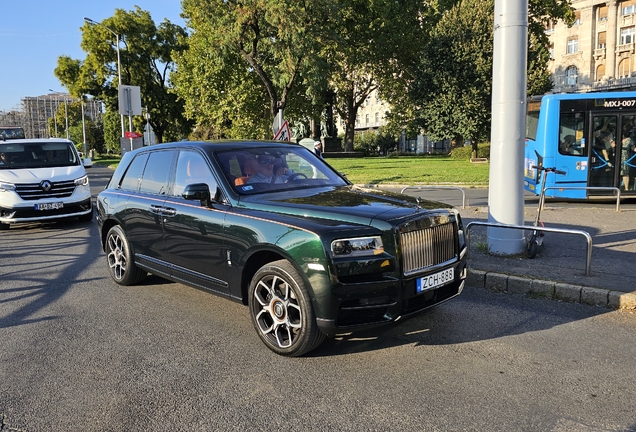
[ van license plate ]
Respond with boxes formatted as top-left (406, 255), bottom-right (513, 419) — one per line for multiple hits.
top-left (416, 268), bottom-right (454, 293)
top-left (35, 202), bottom-right (64, 210)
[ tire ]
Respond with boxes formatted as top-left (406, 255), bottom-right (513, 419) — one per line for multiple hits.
top-left (0, 222), bottom-right (9, 231)
top-left (105, 225), bottom-right (147, 286)
top-left (78, 208), bottom-right (93, 223)
top-left (526, 236), bottom-right (538, 259)
top-left (248, 259), bottom-right (325, 357)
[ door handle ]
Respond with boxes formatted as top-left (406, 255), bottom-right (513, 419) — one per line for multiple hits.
top-left (161, 207), bottom-right (177, 216)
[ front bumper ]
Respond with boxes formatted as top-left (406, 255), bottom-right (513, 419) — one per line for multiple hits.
top-left (0, 198), bottom-right (92, 224)
top-left (316, 252), bottom-right (467, 337)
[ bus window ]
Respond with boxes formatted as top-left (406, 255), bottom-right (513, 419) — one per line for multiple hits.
top-left (526, 101), bottom-right (541, 140)
top-left (558, 112), bottom-right (585, 156)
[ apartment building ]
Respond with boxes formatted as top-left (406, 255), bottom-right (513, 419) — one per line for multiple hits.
top-left (550, 0), bottom-right (636, 93)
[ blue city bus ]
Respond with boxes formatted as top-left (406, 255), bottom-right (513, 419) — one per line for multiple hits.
top-left (524, 91), bottom-right (636, 198)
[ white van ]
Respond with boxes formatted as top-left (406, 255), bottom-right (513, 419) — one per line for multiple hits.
top-left (0, 138), bottom-right (93, 230)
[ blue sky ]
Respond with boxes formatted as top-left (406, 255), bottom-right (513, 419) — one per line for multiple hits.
top-left (0, 0), bottom-right (185, 112)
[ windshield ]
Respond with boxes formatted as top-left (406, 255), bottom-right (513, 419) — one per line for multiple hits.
top-left (215, 146), bottom-right (348, 194)
top-left (0, 141), bottom-right (80, 169)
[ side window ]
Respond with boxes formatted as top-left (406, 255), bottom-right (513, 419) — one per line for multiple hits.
top-left (559, 112), bottom-right (585, 156)
top-left (172, 150), bottom-right (217, 196)
top-left (139, 150), bottom-right (175, 195)
top-left (119, 153), bottom-right (149, 191)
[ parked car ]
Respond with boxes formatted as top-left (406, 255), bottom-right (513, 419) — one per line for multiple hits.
top-left (96, 140), bottom-right (467, 356)
top-left (0, 138), bottom-right (93, 230)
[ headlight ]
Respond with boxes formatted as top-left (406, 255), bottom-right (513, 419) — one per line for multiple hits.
top-left (74, 175), bottom-right (89, 186)
top-left (0, 181), bottom-right (16, 192)
top-left (331, 236), bottom-right (384, 257)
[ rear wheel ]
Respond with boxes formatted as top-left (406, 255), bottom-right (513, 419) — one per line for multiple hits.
top-left (105, 225), bottom-right (146, 285)
top-left (0, 222), bottom-right (9, 231)
top-left (248, 259), bottom-right (325, 356)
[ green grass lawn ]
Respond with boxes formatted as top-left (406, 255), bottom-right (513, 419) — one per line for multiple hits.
top-left (92, 153), bottom-right (489, 186)
top-left (326, 156), bottom-right (489, 186)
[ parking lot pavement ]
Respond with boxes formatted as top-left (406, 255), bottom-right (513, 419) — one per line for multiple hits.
top-left (460, 204), bottom-right (636, 310)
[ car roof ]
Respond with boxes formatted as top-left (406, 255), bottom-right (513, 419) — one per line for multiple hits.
top-left (142, 140), bottom-right (301, 153)
top-left (0, 138), bottom-right (74, 144)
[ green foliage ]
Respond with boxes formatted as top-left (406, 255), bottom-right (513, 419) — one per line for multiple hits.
top-left (55, 7), bottom-right (191, 144)
top-left (409, 0), bottom-right (574, 144)
top-left (449, 143), bottom-right (491, 160)
top-left (328, 0), bottom-right (430, 151)
top-left (353, 128), bottom-right (399, 156)
top-left (174, 0), bottom-right (331, 139)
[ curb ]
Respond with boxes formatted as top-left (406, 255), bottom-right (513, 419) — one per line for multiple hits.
top-left (468, 268), bottom-right (636, 310)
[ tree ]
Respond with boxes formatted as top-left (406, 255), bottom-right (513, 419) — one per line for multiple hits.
top-left (174, 0), bottom-right (332, 139)
top-left (409, 0), bottom-right (573, 156)
top-left (55, 7), bottom-right (191, 146)
top-left (326, 0), bottom-right (429, 151)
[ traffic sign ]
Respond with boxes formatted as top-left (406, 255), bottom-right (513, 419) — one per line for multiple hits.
top-left (273, 120), bottom-right (291, 141)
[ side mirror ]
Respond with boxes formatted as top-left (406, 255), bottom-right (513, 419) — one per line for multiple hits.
top-left (83, 158), bottom-right (93, 168)
top-left (183, 183), bottom-right (211, 206)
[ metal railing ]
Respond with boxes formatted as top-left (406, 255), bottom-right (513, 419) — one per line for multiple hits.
top-left (465, 221), bottom-right (593, 276)
top-left (400, 186), bottom-right (466, 208)
top-left (540, 186), bottom-right (622, 212)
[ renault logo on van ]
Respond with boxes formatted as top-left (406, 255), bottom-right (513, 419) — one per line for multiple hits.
top-left (40, 180), bottom-right (52, 192)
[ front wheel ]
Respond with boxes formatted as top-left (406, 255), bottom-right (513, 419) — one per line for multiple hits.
top-left (526, 235), bottom-right (538, 259)
top-left (248, 259), bottom-right (325, 356)
top-left (105, 225), bottom-right (147, 285)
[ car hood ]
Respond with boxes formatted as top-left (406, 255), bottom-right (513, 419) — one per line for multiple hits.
top-left (238, 185), bottom-right (453, 227)
top-left (0, 166), bottom-right (85, 183)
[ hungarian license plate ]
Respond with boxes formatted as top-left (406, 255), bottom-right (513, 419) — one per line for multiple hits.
top-left (35, 202), bottom-right (64, 211)
top-left (416, 268), bottom-right (454, 293)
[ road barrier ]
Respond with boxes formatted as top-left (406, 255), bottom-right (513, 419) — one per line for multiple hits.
top-left (465, 221), bottom-right (593, 276)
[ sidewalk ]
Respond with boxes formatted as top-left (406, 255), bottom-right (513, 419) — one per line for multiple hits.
top-left (460, 204), bottom-right (636, 310)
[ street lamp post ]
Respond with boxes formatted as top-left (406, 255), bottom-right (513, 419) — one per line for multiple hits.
top-left (49, 89), bottom-right (68, 139)
top-left (84, 17), bottom-right (125, 138)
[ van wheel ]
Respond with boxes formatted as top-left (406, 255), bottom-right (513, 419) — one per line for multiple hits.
top-left (0, 222), bottom-right (9, 231)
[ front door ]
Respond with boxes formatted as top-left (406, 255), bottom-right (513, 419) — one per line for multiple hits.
top-left (589, 114), bottom-right (636, 194)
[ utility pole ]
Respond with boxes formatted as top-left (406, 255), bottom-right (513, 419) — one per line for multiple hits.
top-left (487, 0), bottom-right (529, 254)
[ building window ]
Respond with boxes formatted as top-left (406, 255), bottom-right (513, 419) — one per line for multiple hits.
top-left (545, 21), bottom-right (555, 33)
top-left (573, 11), bottom-right (581, 25)
top-left (620, 26), bottom-right (635, 45)
top-left (598, 5), bottom-right (608, 21)
top-left (596, 64), bottom-right (606, 81)
top-left (375, 112), bottom-right (379, 125)
top-left (365, 114), bottom-right (369, 126)
top-left (619, 58), bottom-right (633, 77)
top-left (598, 31), bottom-right (606, 49)
top-left (566, 37), bottom-right (578, 54)
top-left (622, 0), bottom-right (636, 15)
top-left (566, 66), bottom-right (578, 85)
top-left (549, 42), bottom-right (554, 59)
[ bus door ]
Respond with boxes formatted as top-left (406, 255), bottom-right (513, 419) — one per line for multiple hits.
top-left (553, 110), bottom-right (587, 198)
top-left (589, 114), bottom-right (636, 194)
top-left (589, 114), bottom-right (617, 192)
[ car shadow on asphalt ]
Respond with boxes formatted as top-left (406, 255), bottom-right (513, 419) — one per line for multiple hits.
top-left (309, 285), bottom-right (610, 357)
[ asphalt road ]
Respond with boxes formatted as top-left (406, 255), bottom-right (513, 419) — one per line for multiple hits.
top-left (0, 167), bottom-right (635, 431)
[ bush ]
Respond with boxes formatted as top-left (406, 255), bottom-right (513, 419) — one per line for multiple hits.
top-left (353, 127), bottom-right (399, 156)
top-left (449, 142), bottom-right (491, 160)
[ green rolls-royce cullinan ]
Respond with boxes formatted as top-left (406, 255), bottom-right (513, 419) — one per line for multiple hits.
top-left (96, 140), bottom-right (467, 356)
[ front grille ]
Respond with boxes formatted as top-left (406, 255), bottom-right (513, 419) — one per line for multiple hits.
top-left (399, 219), bottom-right (457, 275)
top-left (15, 180), bottom-right (76, 200)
